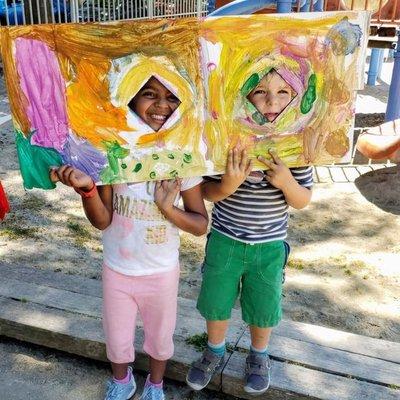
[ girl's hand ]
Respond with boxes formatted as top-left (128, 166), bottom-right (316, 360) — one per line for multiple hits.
top-left (258, 150), bottom-right (295, 190)
top-left (50, 165), bottom-right (93, 191)
top-left (220, 147), bottom-right (253, 196)
top-left (154, 178), bottom-right (181, 214)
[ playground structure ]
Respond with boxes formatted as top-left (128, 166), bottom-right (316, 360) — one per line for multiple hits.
top-left (356, 119), bottom-right (400, 162)
top-left (211, 0), bottom-right (400, 162)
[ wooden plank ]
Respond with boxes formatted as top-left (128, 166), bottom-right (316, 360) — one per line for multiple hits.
top-left (0, 296), bottom-right (222, 391)
top-left (223, 351), bottom-right (400, 400)
top-left (0, 262), bottom-right (102, 298)
top-left (5, 296), bottom-right (397, 400)
top-left (274, 319), bottom-right (400, 364)
top-left (0, 275), bottom-right (246, 347)
top-left (0, 277), bottom-right (102, 319)
top-left (2, 263), bottom-right (399, 364)
top-left (0, 296), bottom-right (106, 362)
top-left (237, 332), bottom-right (400, 387)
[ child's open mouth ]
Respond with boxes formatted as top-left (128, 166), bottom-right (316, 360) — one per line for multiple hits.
top-left (150, 114), bottom-right (169, 123)
top-left (265, 113), bottom-right (279, 122)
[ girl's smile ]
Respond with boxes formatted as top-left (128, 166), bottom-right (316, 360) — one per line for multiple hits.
top-left (129, 76), bottom-right (181, 131)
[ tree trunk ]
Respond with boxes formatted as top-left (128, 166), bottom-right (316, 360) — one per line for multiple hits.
top-left (24, 0), bottom-right (53, 24)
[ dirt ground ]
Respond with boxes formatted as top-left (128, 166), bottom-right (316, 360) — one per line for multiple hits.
top-left (1, 62), bottom-right (400, 399)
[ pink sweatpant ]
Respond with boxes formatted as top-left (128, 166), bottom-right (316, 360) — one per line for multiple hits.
top-left (102, 264), bottom-right (179, 364)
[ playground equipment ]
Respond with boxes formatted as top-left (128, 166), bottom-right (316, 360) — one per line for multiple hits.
top-left (211, 0), bottom-right (319, 15)
top-left (356, 119), bottom-right (400, 162)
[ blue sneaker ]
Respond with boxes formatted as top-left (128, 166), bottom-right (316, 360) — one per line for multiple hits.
top-left (243, 351), bottom-right (271, 396)
top-left (104, 367), bottom-right (136, 400)
top-left (186, 347), bottom-right (225, 391)
top-left (139, 381), bottom-right (165, 400)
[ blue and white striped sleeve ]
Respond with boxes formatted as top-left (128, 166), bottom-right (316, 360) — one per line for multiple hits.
top-left (290, 166), bottom-right (313, 189)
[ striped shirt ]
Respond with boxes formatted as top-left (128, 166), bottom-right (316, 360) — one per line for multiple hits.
top-left (206, 167), bottom-right (313, 243)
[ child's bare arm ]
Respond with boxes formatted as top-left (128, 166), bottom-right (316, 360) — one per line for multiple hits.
top-left (202, 147), bottom-right (252, 202)
top-left (50, 166), bottom-right (113, 230)
top-left (258, 150), bottom-right (312, 209)
top-left (155, 179), bottom-right (208, 236)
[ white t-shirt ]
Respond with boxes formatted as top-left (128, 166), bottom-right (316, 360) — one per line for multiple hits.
top-left (102, 177), bottom-right (202, 276)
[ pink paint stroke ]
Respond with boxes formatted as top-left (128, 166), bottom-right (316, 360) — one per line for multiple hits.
top-left (15, 38), bottom-right (69, 152)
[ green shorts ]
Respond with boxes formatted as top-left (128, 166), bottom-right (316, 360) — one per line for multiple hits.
top-left (197, 229), bottom-right (289, 328)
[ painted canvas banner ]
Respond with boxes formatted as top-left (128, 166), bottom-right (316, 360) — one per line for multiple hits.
top-left (0, 11), bottom-right (370, 189)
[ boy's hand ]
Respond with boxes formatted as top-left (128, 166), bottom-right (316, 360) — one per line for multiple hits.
top-left (220, 147), bottom-right (253, 196)
top-left (258, 150), bottom-right (295, 190)
top-left (154, 178), bottom-right (181, 214)
top-left (50, 165), bottom-right (93, 191)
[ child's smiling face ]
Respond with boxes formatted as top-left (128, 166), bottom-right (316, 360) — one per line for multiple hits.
top-left (129, 77), bottom-right (181, 131)
top-left (247, 71), bottom-right (295, 123)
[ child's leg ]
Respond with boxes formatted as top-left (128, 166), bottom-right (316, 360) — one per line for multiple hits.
top-left (149, 357), bottom-right (167, 384)
top-left (207, 319), bottom-right (230, 344)
top-left (240, 241), bottom-right (286, 395)
top-left (188, 230), bottom-right (244, 390)
top-left (102, 265), bottom-right (138, 399)
top-left (102, 265), bottom-right (139, 375)
top-left (249, 326), bottom-right (272, 350)
top-left (111, 362), bottom-right (131, 380)
top-left (135, 267), bottom-right (180, 381)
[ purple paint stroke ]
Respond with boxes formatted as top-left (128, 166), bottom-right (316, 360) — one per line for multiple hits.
top-left (279, 48), bottom-right (310, 89)
top-left (15, 38), bottom-right (69, 152)
top-left (60, 132), bottom-right (107, 183)
top-left (275, 66), bottom-right (306, 98)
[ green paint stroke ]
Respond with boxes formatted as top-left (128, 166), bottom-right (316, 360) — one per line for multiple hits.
top-left (100, 141), bottom-right (130, 184)
top-left (300, 74), bottom-right (317, 114)
top-left (133, 163), bottom-right (142, 173)
top-left (241, 73), bottom-right (260, 96)
top-left (15, 130), bottom-right (62, 190)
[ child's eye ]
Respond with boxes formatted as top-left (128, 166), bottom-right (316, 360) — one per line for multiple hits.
top-left (278, 89), bottom-right (290, 95)
top-left (253, 89), bottom-right (266, 95)
top-left (141, 90), bottom-right (156, 98)
top-left (168, 95), bottom-right (180, 103)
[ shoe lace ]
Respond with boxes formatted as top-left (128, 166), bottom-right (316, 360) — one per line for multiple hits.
top-left (142, 385), bottom-right (164, 400)
top-left (106, 380), bottom-right (126, 398)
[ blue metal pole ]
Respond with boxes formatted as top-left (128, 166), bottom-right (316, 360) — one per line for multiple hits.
top-left (300, 0), bottom-right (311, 12)
top-left (208, 0), bottom-right (277, 16)
top-left (377, 48), bottom-right (385, 80)
top-left (207, 0), bottom-right (216, 14)
top-left (385, 32), bottom-right (400, 121)
top-left (367, 48), bottom-right (383, 86)
top-left (314, 0), bottom-right (324, 11)
top-left (277, 0), bottom-right (292, 13)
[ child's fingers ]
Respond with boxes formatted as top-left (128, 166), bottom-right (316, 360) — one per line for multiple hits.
top-left (155, 181), bottom-right (162, 189)
top-left (54, 165), bottom-right (71, 185)
top-left (61, 166), bottom-right (76, 186)
top-left (49, 167), bottom-right (60, 183)
top-left (257, 155), bottom-right (277, 170)
top-left (239, 149), bottom-right (248, 170)
top-left (268, 149), bottom-right (282, 165)
top-left (245, 160), bottom-right (253, 176)
top-left (232, 147), bottom-right (238, 168)
top-left (226, 149), bottom-right (233, 171)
